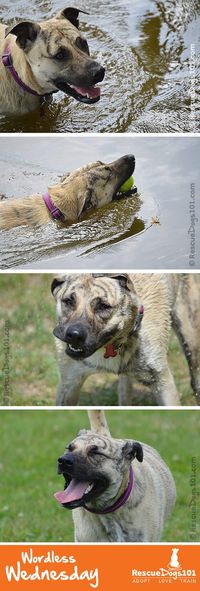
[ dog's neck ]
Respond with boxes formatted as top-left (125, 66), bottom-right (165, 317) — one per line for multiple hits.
top-left (43, 192), bottom-right (65, 221)
top-left (84, 466), bottom-right (134, 515)
top-left (48, 179), bottom-right (84, 223)
top-left (104, 305), bottom-right (144, 360)
top-left (2, 39), bottom-right (44, 98)
top-left (83, 308), bottom-right (144, 373)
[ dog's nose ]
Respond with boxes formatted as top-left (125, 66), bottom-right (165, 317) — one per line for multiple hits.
top-left (65, 324), bottom-right (87, 346)
top-left (92, 63), bottom-right (105, 84)
top-left (124, 154), bottom-right (135, 166)
top-left (57, 453), bottom-right (74, 473)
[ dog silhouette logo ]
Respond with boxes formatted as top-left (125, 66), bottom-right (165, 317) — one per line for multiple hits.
top-left (169, 548), bottom-right (181, 569)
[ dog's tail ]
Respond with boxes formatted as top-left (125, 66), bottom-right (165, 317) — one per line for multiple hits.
top-left (88, 410), bottom-right (111, 436)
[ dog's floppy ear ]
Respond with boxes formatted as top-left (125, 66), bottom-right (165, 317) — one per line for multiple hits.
top-left (57, 8), bottom-right (89, 29)
top-left (92, 273), bottom-right (133, 291)
top-left (5, 21), bottom-right (40, 50)
top-left (123, 441), bottom-right (143, 463)
top-left (51, 275), bottom-right (66, 296)
top-left (79, 188), bottom-right (93, 216)
top-left (111, 274), bottom-right (130, 290)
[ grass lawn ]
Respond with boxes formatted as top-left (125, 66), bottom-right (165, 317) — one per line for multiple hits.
top-left (0, 410), bottom-right (199, 542)
top-left (0, 274), bottom-right (196, 406)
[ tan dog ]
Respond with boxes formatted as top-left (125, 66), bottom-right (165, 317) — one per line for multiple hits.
top-left (0, 155), bottom-right (135, 230)
top-left (0, 7), bottom-right (105, 115)
top-left (55, 410), bottom-right (176, 542)
top-left (52, 273), bottom-right (200, 406)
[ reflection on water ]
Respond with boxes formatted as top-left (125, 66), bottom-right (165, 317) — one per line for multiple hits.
top-left (0, 136), bottom-right (199, 270)
top-left (0, 0), bottom-right (199, 132)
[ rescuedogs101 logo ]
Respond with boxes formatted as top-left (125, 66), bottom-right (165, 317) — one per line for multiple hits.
top-left (132, 548), bottom-right (197, 584)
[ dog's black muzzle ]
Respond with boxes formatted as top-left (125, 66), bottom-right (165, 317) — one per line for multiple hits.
top-left (53, 321), bottom-right (118, 360)
top-left (57, 453), bottom-right (75, 475)
top-left (112, 154), bottom-right (136, 200)
top-left (56, 452), bottom-right (109, 510)
top-left (53, 321), bottom-right (95, 359)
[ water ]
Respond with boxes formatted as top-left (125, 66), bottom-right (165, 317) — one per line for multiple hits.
top-left (0, 0), bottom-right (199, 132)
top-left (0, 136), bottom-right (199, 269)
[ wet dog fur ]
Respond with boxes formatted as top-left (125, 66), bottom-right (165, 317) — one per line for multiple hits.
top-left (52, 273), bottom-right (200, 406)
top-left (0, 7), bottom-right (105, 115)
top-left (0, 155), bottom-right (135, 230)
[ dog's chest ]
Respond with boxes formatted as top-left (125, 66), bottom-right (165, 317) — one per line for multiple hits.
top-left (82, 345), bottom-right (154, 385)
top-left (73, 508), bottom-right (146, 543)
top-left (83, 347), bottom-right (130, 374)
top-left (73, 509), bottom-right (132, 543)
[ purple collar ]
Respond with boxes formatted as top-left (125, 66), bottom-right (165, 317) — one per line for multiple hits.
top-left (43, 192), bottom-right (65, 221)
top-left (84, 466), bottom-right (134, 515)
top-left (2, 44), bottom-right (41, 97)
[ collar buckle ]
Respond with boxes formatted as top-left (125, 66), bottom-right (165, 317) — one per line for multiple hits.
top-left (2, 53), bottom-right (13, 68)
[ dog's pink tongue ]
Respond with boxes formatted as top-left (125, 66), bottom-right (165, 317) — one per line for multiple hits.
top-left (72, 85), bottom-right (101, 98)
top-left (54, 479), bottom-right (89, 504)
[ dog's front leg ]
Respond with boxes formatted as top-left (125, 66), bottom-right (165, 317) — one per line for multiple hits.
top-left (56, 371), bottom-right (87, 405)
top-left (154, 367), bottom-right (181, 406)
top-left (56, 351), bottom-right (93, 405)
top-left (118, 375), bottom-right (134, 405)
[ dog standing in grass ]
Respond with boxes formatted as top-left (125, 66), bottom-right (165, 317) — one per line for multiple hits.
top-left (52, 273), bottom-right (200, 406)
top-left (54, 410), bottom-right (176, 542)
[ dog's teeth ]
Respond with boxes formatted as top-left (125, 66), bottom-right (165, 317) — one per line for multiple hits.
top-left (68, 344), bottom-right (83, 353)
top-left (85, 483), bottom-right (94, 495)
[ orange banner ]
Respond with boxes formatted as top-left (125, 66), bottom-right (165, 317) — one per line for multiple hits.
top-left (0, 544), bottom-right (199, 590)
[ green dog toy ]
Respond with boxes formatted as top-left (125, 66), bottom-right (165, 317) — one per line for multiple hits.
top-left (119, 175), bottom-right (134, 193)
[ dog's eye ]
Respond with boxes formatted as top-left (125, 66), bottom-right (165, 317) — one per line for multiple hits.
top-left (96, 301), bottom-right (112, 313)
top-left (54, 47), bottom-right (70, 61)
top-left (62, 294), bottom-right (75, 307)
top-left (89, 445), bottom-right (99, 454)
top-left (67, 444), bottom-right (75, 452)
top-left (75, 37), bottom-right (90, 55)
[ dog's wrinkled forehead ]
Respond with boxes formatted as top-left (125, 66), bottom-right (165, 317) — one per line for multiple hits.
top-left (51, 273), bottom-right (123, 300)
top-left (67, 430), bottom-right (122, 456)
top-left (41, 20), bottom-right (82, 49)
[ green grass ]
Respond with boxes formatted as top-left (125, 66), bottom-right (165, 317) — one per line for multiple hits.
top-left (0, 274), bottom-right (196, 405)
top-left (0, 410), bottom-right (199, 542)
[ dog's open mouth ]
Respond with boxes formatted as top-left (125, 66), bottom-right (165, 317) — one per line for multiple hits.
top-left (54, 80), bottom-right (101, 104)
top-left (113, 157), bottom-right (137, 201)
top-left (53, 325), bottom-right (119, 361)
top-left (66, 343), bottom-right (91, 358)
top-left (54, 475), bottom-right (107, 510)
top-left (65, 337), bottom-right (117, 361)
top-left (113, 184), bottom-right (138, 201)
